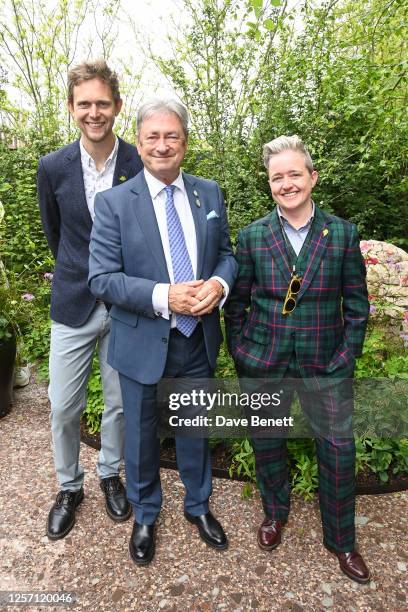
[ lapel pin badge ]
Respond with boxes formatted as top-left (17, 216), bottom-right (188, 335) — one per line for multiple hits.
top-left (323, 228), bottom-right (329, 236)
top-left (193, 190), bottom-right (200, 206)
top-left (119, 175), bottom-right (127, 182)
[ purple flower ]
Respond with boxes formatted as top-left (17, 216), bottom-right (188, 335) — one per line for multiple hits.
top-left (22, 293), bottom-right (35, 301)
top-left (369, 305), bottom-right (376, 314)
top-left (43, 272), bottom-right (53, 281)
top-left (399, 333), bottom-right (408, 348)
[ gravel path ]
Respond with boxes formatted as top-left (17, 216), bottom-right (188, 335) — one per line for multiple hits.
top-left (0, 379), bottom-right (407, 611)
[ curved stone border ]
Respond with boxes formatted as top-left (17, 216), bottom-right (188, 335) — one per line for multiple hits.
top-left (80, 428), bottom-right (408, 496)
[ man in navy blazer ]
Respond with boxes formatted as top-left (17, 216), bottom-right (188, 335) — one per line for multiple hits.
top-left (37, 60), bottom-right (142, 540)
top-left (89, 99), bottom-right (237, 564)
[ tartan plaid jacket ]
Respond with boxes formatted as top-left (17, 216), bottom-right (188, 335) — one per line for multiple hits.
top-left (224, 205), bottom-right (369, 386)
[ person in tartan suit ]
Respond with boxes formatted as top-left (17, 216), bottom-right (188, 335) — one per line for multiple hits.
top-left (224, 135), bottom-right (370, 583)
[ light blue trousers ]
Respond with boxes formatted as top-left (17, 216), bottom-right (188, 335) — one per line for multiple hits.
top-left (49, 304), bottom-right (124, 491)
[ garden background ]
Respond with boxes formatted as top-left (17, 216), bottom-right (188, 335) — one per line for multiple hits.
top-left (0, 0), bottom-right (407, 497)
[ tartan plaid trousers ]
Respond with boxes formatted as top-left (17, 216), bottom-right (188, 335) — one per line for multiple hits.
top-left (224, 206), bottom-right (369, 551)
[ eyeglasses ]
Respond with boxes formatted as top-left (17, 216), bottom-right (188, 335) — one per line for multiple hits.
top-left (282, 274), bottom-right (302, 315)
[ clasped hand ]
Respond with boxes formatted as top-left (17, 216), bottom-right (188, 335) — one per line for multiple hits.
top-left (168, 279), bottom-right (223, 316)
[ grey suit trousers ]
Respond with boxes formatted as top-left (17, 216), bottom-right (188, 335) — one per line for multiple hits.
top-left (49, 303), bottom-right (124, 490)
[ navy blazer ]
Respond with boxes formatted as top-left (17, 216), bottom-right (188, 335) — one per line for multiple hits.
top-left (88, 170), bottom-right (238, 384)
top-left (37, 138), bottom-right (143, 327)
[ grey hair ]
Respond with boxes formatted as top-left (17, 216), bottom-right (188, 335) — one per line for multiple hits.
top-left (137, 98), bottom-right (189, 139)
top-left (263, 135), bottom-right (314, 174)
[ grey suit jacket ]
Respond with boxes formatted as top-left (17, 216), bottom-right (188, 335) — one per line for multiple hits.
top-left (88, 170), bottom-right (238, 384)
top-left (37, 138), bottom-right (143, 326)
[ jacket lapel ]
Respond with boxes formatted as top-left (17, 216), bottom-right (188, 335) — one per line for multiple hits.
top-left (112, 137), bottom-right (134, 186)
top-left (129, 173), bottom-right (170, 282)
top-left (297, 206), bottom-right (333, 300)
top-left (183, 173), bottom-right (207, 280)
top-left (64, 140), bottom-right (92, 230)
top-left (262, 208), bottom-right (292, 284)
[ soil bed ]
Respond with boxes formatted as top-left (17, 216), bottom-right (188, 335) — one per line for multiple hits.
top-left (80, 422), bottom-right (408, 495)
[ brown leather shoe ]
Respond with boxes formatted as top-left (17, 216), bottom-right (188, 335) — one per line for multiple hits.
top-left (257, 518), bottom-right (283, 551)
top-left (325, 545), bottom-right (371, 584)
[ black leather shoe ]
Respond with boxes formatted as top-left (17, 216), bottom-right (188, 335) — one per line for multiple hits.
top-left (100, 476), bottom-right (131, 522)
top-left (184, 511), bottom-right (228, 550)
top-left (129, 522), bottom-right (155, 565)
top-left (47, 488), bottom-right (84, 540)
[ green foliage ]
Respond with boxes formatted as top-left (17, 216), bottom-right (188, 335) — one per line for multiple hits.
top-left (287, 439), bottom-right (319, 500)
top-left (0, 203), bottom-right (37, 342)
top-left (230, 432), bottom-right (408, 497)
top-left (146, 0), bottom-right (408, 244)
top-left (82, 356), bottom-right (104, 434)
top-left (355, 328), bottom-right (408, 379)
top-left (0, 275), bottom-right (36, 341)
top-left (0, 0), bottom-right (129, 139)
top-left (355, 437), bottom-right (408, 483)
top-left (0, 136), bottom-right (57, 364)
top-left (229, 437), bottom-right (256, 482)
top-left (22, 314), bottom-right (50, 380)
top-left (352, 329), bottom-right (408, 438)
top-left (253, 0), bottom-right (408, 245)
top-left (215, 318), bottom-right (237, 378)
top-left (228, 437), bottom-right (320, 500)
top-left (0, 139), bottom-right (57, 275)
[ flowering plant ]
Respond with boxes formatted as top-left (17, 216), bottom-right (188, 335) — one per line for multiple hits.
top-left (0, 202), bottom-right (34, 342)
top-left (0, 271), bottom-right (35, 342)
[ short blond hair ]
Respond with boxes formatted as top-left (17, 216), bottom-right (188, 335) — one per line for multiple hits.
top-left (263, 135), bottom-right (314, 174)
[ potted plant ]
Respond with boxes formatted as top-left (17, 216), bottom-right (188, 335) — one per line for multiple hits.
top-left (0, 202), bottom-right (33, 417)
top-left (0, 286), bottom-right (17, 417)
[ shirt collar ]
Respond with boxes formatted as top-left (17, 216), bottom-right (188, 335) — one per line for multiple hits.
top-left (79, 135), bottom-right (119, 169)
top-left (143, 168), bottom-right (185, 199)
top-left (277, 201), bottom-right (315, 231)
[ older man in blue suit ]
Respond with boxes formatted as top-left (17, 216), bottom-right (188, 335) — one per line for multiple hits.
top-left (88, 99), bottom-right (237, 565)
top-left (38, 60), bottom-right (143, 541)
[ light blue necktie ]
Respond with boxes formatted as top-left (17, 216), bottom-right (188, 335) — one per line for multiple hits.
top-left (165, 185), bottom-right (198, 337)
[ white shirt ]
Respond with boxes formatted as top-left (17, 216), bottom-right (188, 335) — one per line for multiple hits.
top-left (144, 169), bottom-right (228, 324)
top-left (80, 136), bottom-right (119, 220)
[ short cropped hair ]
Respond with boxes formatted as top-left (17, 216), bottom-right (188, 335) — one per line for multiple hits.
top-left (137, 99), bottom-right (189, 140)
top-left (263, 135), bottom-right (314, 174)
top-left (67, 59), bottom-right (121, 103)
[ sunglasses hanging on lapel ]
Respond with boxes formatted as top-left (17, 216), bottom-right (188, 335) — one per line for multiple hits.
top-left (282, 273), bottom-right (302, 315)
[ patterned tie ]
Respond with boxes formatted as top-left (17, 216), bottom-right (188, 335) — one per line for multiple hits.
top-left (165, 185), bottom-right (198, 337)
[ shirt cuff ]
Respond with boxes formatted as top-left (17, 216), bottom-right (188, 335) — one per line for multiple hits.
top-left (211, 276), bottom-right (229, 309)
top-left (152, 283), bottom-right (170, 319)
